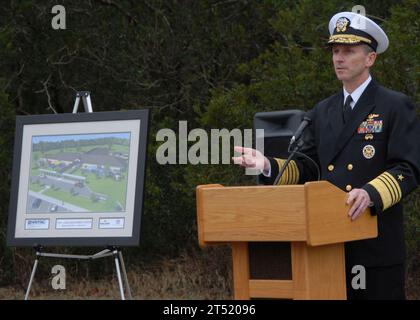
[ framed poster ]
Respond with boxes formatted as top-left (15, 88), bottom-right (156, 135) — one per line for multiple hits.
top-left (7, 110), bottom-right (149, 246)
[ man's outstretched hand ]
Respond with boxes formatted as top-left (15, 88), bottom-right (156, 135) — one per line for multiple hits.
top-left (232, 146), bottom-right (270, 173)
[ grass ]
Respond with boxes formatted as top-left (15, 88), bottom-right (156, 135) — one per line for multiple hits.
top-left (30, 167), bottom-right (40, 177)
top-left (406, 254), bottom-right (420, 300)
top-left (110, 144), bottom-right (130, 153)
top-left (86, 174), bottom-right (127, 208)
top-left (43, 188), bottom-right (110, 212)
top-left (28, 182), bottom-right (44, 192)
top-left (72, 169), bottom-right (128, 208)
top-left (0, 246), bottom-right (233, 300)
top-left (0, 245), bottom-right (418, 300)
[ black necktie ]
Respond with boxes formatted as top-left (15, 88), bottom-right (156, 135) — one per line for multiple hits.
top-left (343, 95), bottom-right (353, 124)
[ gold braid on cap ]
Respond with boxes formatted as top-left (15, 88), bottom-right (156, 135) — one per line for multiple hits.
top-left (328, 34), bottom-right (372, 44)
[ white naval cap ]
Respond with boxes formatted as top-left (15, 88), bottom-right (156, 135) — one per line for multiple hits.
top-left (328, 11), bottom-right (389, 54)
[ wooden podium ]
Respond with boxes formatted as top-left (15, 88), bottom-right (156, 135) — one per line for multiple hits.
top-left (196, 181), bottom-right (378, 300)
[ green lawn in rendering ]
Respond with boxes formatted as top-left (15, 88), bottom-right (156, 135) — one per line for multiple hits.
top-left (72, 169), bottom-right (128, 208)
top-left (43, 188), bottom-right (114, 212)
top-left (28, 182), bottom-right (45, 192)
top-left (30, 167), bottom-right (40, 177)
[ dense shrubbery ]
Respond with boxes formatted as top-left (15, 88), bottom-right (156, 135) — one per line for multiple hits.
top-left (0, 0), bottom-right (418, 287)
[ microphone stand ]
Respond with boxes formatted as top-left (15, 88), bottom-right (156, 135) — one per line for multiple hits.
top-left (273, 139), bottom-right (304, 185)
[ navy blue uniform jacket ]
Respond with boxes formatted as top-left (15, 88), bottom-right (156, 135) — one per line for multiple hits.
top-left (262, 79), bottom-right (420, 267)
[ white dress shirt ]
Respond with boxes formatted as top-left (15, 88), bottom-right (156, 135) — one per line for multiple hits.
top-left (343, 75), bottom-right (372, 109)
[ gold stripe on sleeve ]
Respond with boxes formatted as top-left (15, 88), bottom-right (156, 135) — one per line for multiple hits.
top-left (383, 172), bottom-right (402, 204)
top-left (377, 176), bottom-right (396, 204)
top-left (274, 158), bottom-right (300, 185)
top-left (290, 160), bottom-right (300, 184)
top-left (368, 171), bottom-right (403, 210)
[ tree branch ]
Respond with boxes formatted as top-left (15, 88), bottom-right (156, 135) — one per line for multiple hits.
top-left (34, 74), bottom-right (58, 114)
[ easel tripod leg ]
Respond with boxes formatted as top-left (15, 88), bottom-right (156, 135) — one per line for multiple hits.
top-left (113, 250), bottom-right (125, 300)
top-left (118, 250), bottom-right (133, 300)
top-left (25, 258), bottom-right (39, 300)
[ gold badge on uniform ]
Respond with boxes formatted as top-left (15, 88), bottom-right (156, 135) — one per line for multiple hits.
top-left (363, 145), bottom-right (375, 159)
top-left (365, 134), bottom-right (373, 140)
top-left (336, 17), bottom-right (350, 32)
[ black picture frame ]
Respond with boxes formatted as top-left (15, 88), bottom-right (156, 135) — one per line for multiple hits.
top-left (7, 110), bottom-right (149, 247)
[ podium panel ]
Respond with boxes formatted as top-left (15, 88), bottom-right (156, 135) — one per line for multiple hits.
top-left (249, 242), bottom-right (291, 280)
top-left (196, 181), bottom-right (378, 300)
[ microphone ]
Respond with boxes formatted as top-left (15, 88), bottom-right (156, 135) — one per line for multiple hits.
top-left (273, 112), bottom-right (314, 185)
top-left (289, 113), bottom-right (313, 146)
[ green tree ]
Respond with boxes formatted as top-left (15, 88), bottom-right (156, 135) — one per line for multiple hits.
top-left (0, 80), bottom-right (16, 281)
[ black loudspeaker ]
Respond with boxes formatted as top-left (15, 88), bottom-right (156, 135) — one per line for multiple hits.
top-left (250, 109), bottom-right (305, 284)
top-left (253, 109), bottom-right (305, 158)
top-left (253, 109), bottom-right (305, 185)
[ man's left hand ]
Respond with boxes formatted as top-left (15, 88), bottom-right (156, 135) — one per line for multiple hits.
top-left (346, 188), bottom-right (371, 221)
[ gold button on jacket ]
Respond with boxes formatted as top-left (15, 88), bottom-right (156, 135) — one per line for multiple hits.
top-left (346, 185), bottom-right (352, 191)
